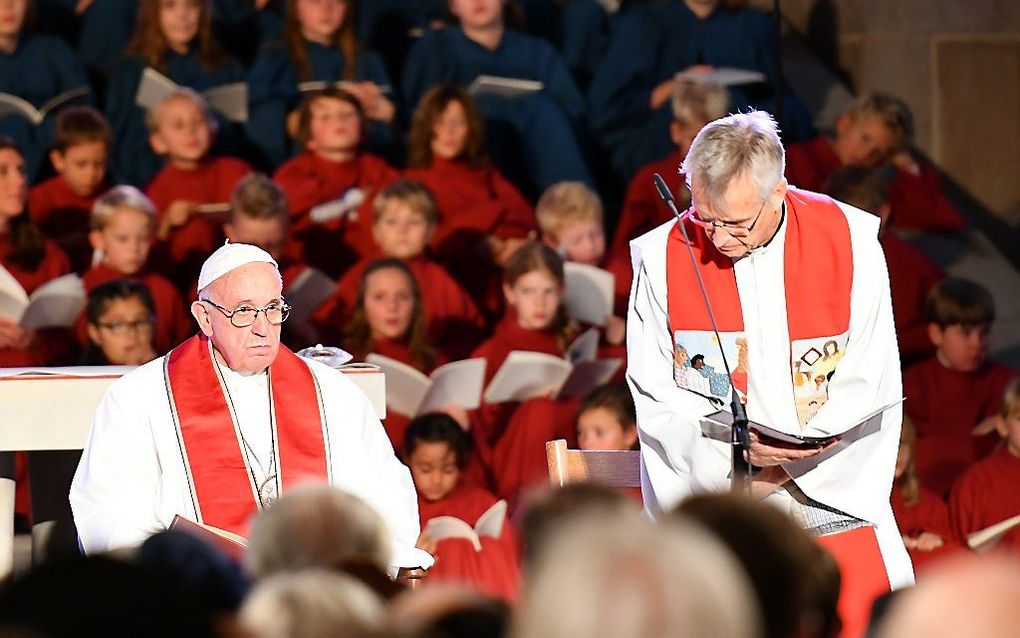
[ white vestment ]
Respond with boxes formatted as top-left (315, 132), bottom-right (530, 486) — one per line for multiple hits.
top-left (626, 201), bottom-right (914, 588)
top-left (70, 354), bottom-right (433, 572)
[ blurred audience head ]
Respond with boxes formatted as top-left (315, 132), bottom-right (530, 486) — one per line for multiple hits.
top-left (391, 584), bottom-right (510, 638)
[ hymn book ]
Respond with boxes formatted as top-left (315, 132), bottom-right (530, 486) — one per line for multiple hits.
top-left (0, 87), bottom-right (90, 125)
top-left (674, 67), bottom-right (767, 87)
top-left (421, 500), bottom-right (507, 552)
top-left (135, 67), bottom-right (248, 123)
top-left (467, 75), bottom-right (544, 100)
top-left (483, 328), bottom-right (622, 403)
top-left (365, 355), bottom-right (486, 416)
top-left (0, 267), bottom-right (85, 329)
top-left (967, 514), bottom-right (1020, 552)
top-left (308, 188), bottom-right (367, 224)
top-left (170, 514), bottom-right (247, 561)
top-left (563, 262), bottom-right (615, 326)
top-left (297, 80), bottom-right (393, 95)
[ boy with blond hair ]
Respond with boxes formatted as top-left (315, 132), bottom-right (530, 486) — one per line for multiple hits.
top-left (82, 185), bottom-right (192, 353)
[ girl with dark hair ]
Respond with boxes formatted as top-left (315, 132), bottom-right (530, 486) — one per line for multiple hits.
top-left (81, 278), bottom-right (159, 366)
top-left (104, 0), bottom-right (245, 186)
top-left (247, 0), bottom-right (395, 168)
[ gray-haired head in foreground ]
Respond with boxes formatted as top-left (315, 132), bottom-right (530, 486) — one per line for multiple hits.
top-left (681, 110), bottom-right (786, 213)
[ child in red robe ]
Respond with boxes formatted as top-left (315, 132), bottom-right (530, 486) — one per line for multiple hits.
top-left (273, 88), bottom-right (398, 278)
top-left (611, 79), bottom-right (729, 256)
top-left (28, 107), bottom-right (112, 274)
top-left (404, 84), bottom-right (536, 319)
top-left (949, 379), bottom-right (1020, 554)
top-left (405, 413), bottom-right (520, 602)
top-left (904, 278), bottom-right (1018, 496)
top-left (892, 417), bottom-right (960, 574)
top-left (145, 89), bottom-right (251, 289)
top-left (314, 179), bottom-right (486, 358)
top-left (825, 165), bottom-right (943, 365)
top-left (785, 93), bottom-right (965, 233)
top-left (82, 186), bottom-right (192, 354)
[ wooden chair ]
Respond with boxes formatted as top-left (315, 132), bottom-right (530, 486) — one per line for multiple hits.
top-left (545, 439), bottom-right (642, 488)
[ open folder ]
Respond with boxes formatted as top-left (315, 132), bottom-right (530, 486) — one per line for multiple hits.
top-left (702, 399), bottom-right (905, 446)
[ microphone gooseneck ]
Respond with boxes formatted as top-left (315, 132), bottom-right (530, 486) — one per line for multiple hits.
top-left (652, 173), bottom-right (751, 491)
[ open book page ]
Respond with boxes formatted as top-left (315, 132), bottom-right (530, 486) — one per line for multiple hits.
top-left (308, 188), bottom-right (366, 224)
top-left (467, 75), bottom-right (544, 100)
top-left (675, 67), bottom-right (766, 87)
top-left (417, 358), bottom-right (487, 415)
top-left (20, 273), bottom-right (86, 329)
top-left (170, 514), bottom-right (247, 561)
top-left (135, 67), bottom-right (179, 111)
top-left (202, 82), bottom-right (248, 122)
top-left (194, 202), bottom-right (231, 216)
top-left (297, 80), bottom-right (392, 95)
top-left (366, 353), bottom-right (431, 416)
top-left (483, 351), bottom-right (572, 404)
top-left (423, 517), bottom-right (482, 551)
top-left (0, 263), bottom-right (29, 322)
top-left (563, 262), bottom-right (615, 326)
top-left (0, 87), bottom-right (90, 126)
top-left (557, 358), bottom-right (623, 400)
top-left (473, 500), bottom-right (507, 538)
top-left (565, 327), bottom-right (601, 365)
top-left (967, 514), bottom-right (1020, 552)
top-left (701, 398), bottom-right (905, 446)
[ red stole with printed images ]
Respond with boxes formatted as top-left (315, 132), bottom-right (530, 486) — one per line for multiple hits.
top-left (666, 188), bottom-right (853, 425)
top-left (164, 334), bottom-right (330, 536)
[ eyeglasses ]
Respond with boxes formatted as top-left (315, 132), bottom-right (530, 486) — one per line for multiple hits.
top-left (201, 298), bottom-right (291, 328)
top-left (685, 198), bottom-right (769, 239)
top-left (96, 318), bottom-right (156, 334)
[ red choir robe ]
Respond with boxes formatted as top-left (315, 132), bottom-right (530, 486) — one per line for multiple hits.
top-left (273, 151), bottom-right (398, 278)
top-left (80, 263), bottom-right (193, 354)
top-left (146, 157), bottom-right (251, 288)
top-left (0, 234), bottom-right (78, 367)
top-left (417, 482), bottom-right (521, 602)
top-left (891, 482), bottom-right (961, 574)
top-left (601, 249), bottom-right (634, 318)
top-left (948, 447), bottom-right (1020, 554)
top-left (405, 158), bottom-right (535, 320)
top-left (611, 149), bottom-right (683, 256)
top-left (881, 232), bottom-right (943, 364)
top-left (28, 176), bottom-right (107, 274)
top-left (313, 255), bottom-right (487, 359)
top-left (904, 358), bottom-right (1018, 496)
top-left (785, 136), bottom-right (966, 233)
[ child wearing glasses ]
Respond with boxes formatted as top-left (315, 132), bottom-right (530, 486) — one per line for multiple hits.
top-left (82, 279), bottom-right (158, 366)
top-left (81, 186), bottom-right (192, 354)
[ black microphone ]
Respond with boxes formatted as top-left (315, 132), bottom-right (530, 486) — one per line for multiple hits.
top-left (652, 173), bottom-right (751, 491)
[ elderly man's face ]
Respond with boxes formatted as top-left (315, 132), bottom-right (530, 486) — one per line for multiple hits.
top-left (192, 262), bottom-right (283, 374)
top-left (690, 172), bottom-right (786, 260)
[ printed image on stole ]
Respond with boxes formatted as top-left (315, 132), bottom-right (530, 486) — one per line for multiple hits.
top-left (666, 188), bottom-right (853, 427)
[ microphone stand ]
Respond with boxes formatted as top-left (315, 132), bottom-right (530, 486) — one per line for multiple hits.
top-left (652, 174), bottom-right (751, 493)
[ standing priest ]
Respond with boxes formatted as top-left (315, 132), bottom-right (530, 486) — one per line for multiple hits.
top-left (626, 111), bottom-right (913, 636)
top-left (71, 242), bottom-right (433, 574)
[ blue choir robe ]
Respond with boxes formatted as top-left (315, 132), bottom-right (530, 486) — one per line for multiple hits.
top-left (0, 34), bottom-right (91, 181)
top-left (246, 40), bottom-right (396, 169)
top-left (75, 0), bottom-right (139, 83)
top-left (211, 0), bottom-right (285, 67)
top-left (588, 0), bottom-right (814, 181)
top-left (402, 26), bottom-right (592, 192)
top-left (104, 49), bottom-right (246, 187)
top-left (517, 0), bottom-right (609, 89)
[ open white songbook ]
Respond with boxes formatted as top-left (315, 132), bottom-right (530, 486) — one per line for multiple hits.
top-left (297, 80), bottom-right (393, 95)
top-left (421, 500), bottom-right (507, 552)
top-left (0, 267), bottom-right (85, 329)
top-left (365, 355), bottom-right (486, 417)
top-left (135, 67), bottom-right (248, 122)
top-left (563, 262), bottom-right (615, 326)
top-left (701, 399), bottom-right (905, 446)
top-left (967, 514), bottom-right (1020, 552)
top-left (483, 328), bottom-right (621, 403)
top-left (308, 188), bottom-right (366, 224)
top-left (467, 75), bottom-right (544, 100)
top-left (675, 67), bottom-right (767, 87)
top-left (0, 87), bottom-right (90, 125)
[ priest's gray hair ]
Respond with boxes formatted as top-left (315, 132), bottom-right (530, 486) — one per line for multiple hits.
top-left (511, 514), bottom-right (762, 638)
top-left (681, 110), bottom-right (785, 212)
top-left (246, 485), bottom-right (392, 578)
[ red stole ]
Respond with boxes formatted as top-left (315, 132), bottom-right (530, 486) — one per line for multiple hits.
top-left (665, 188), bottom-right (853, 426)
top-left (164, 335), bottom-right (330, 535)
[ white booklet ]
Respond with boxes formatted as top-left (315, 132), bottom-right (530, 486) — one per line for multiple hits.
top-left (297, 80), bottom-right (393, 95)
top-left (135, 67), bottom-right (248, 123)
top-left (0, 87), bottom-right (90, 126)
top-left (365, 354), bottom-right (486, 416)
top-left (422, 499), bottom-right (507, 552)
top-left (467, 75), bottom-right (544, 100)
top-left (484, 328), bottom-right (621, 404)
top-left (701, 398), bottom-right (905, 446)
top-left (967, 514), bottom-right (1020, 552)
top-left (564, 262), bottom-right (615, 326)
top-left (308, 188), bottom-right (366, 224)
top-left (0, 267), bottom-right (86, 329)
top-left (675, 67), bottom-right (767, 87)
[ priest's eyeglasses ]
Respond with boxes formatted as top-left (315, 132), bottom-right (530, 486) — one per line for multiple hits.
top-left (201, 298), bottom-right (291, 327)
top-left (685, 198), bottom-right (768, 239)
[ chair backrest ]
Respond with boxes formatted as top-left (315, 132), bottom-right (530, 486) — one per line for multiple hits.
top-left (545, 439), bottom-right (642, 488)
